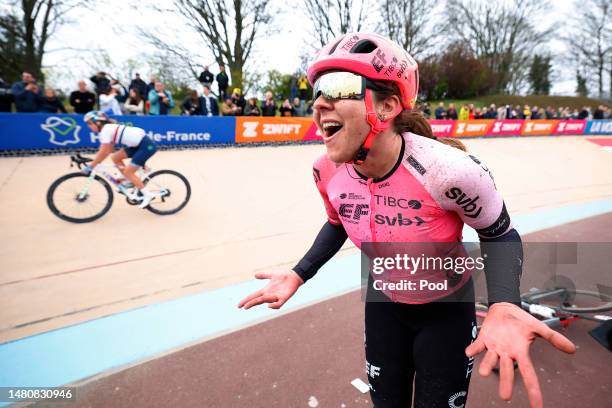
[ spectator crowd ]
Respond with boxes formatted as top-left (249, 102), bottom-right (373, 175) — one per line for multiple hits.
top-left (423, 102), bottom-right (611, 120)
top-left (0, 67), bottom-right (316, 118)
top-left (1, 68), bottom-right (610, 121)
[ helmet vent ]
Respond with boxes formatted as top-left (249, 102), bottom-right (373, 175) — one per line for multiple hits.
top-left (350, 40), bottom-right (377, 54)
top-left (328, 36), bottom-right (344, 54)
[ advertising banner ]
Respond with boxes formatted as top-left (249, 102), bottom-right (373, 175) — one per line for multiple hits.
top-left (585, 120), bottom-right (612, 135)
top-left (453, 120), bottom-right (494, 137)
top-left (235, 117), bottom-right (320, 143)
top-left (521, 120), bottom-right (559, 136)
top-left (554, 120), bottom-right (587, 135)
top-left (0, 113), bottom-right (236, 151)
top-left (429, 120), bottom-right (456, 137)
top-left (488, 120), bottom-right (524, 136)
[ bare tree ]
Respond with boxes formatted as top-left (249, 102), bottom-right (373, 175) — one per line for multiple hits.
top-left (303, 0), bottom-right (370, 48)
top-left (140, 0), bottom-right (273, 91)
top-left (0, 0), bottom-right (82, 82)
top-left (565, 0), bottom-right (611, 99)
top-left (378, 0), bottom-right (440, 59)
top-left (444, 0), bottom-right (554, 94)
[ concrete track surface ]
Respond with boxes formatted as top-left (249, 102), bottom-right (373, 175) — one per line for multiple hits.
top-left (1, 135), bottom-right (611, 407)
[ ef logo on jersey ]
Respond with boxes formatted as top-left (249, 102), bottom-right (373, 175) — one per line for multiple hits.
top-left (339, 204), bottom-right (369, 221)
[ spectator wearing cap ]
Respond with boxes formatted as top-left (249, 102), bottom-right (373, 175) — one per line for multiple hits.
top-left (198, 66), bottom-right (214, 91)
top-left (129, 73), bottom-right (148, 103)
top-left (216, 65), bottom-right (229, 101)
top-left (201, 86), bottom-right (219, 116)
top-left (38, 88), bottom-right (67, 113)
top-left (231, 88), bottom-right (246, 115)
top-left (11, 71), bottom-right (42, 112)
top-left (261, 91), bottom-right (277, 117)
top-left (70, 80), bottom-right (96, 113)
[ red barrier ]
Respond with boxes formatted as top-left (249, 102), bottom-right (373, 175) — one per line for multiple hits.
top-left (554, 120), bottom-right (587, 135)
top-left (429, 120), bottom-right (456, 137)
top-left (488, 120), bottom-right (524, 136)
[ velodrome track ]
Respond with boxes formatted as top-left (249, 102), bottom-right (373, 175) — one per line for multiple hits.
top-left (1, 135), bottom-right (611, 407)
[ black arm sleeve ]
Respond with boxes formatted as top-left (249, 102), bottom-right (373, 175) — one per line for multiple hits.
top-left (292, 222), bottom-right (348, 283)
top-left (479, 228), bottom-right (523, 307)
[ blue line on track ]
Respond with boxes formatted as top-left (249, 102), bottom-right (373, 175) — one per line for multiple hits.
top-left (1, 198), bottom-right (611, 404)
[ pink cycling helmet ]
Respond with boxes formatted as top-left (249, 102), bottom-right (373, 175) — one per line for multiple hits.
top-left (307, 32), bottom-right (419, 109)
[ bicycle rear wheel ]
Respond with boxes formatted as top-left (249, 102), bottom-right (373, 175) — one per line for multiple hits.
top-left (142, 169), bottom-right (191, 215)
top-left (47, 173), bottom-right (114, 223)
top-left (522, 288), bottom-right (612, 314)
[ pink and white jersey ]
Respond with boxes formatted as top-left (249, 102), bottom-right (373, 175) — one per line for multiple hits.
top-left (313, 132), bottom-right (512, 303)
top-left (98, 124), bottom-right (146, 147)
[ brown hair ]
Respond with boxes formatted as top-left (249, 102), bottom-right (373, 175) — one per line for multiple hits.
top-left (370, 80), bottom-right (466, 152)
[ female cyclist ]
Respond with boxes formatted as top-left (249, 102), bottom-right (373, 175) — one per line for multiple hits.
top-left (238, 33), bottom-right (575, 408)
top-left (83, 111), bottom-right (158, 208)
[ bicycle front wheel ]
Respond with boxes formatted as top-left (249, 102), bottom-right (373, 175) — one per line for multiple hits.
top-left (47, 173), bottom-right (114, 223)
top-left (143, 170), bottom-right (191, 215)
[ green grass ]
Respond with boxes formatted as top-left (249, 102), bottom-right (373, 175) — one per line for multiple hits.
top-left (425, 95), bottom-right (608, 110)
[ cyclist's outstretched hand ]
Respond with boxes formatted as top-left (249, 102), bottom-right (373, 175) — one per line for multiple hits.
top-left (237, 271), bottom-right (304, 310)
top-left (465, 302), bottom-right (576, 408)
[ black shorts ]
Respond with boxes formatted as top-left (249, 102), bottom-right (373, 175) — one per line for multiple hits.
top-left (123, 137), bottom-right (156, 167)
top-left (365, 280), bottom-right (477, 408)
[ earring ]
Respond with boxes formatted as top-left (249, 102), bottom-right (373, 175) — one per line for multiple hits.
top-left (377, 112), bottom-right (386, 121)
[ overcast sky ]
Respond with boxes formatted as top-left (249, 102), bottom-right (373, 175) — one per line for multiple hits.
top-left (41, 0), bottom-right (578, 95)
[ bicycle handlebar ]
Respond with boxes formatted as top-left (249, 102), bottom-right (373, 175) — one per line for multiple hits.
top-left (70, 154), bottom-right (93, 169)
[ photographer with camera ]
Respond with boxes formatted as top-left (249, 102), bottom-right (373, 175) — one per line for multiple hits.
top-left (89, 71), bottom-right (112, 109)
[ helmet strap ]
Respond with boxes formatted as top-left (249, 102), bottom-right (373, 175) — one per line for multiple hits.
top-left (350, 88), bottom-right (391, 165)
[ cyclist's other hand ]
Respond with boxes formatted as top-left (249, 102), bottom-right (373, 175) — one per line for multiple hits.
top-left (465, 302), bottom-right (576, 408)
top-left (82, 165), bottom-right (93, 175)
top-left (237, 271), bottom-right (304, 310)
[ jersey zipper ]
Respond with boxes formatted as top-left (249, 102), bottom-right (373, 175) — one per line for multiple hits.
top-left (367, 179), bottom-right (376, 242)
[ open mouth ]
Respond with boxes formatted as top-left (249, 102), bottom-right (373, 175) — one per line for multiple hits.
top-left (322, 121), bottom-right (343, 138)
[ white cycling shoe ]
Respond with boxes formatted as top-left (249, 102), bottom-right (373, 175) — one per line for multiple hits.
top-left (138, 191), bottom-right (157, 209)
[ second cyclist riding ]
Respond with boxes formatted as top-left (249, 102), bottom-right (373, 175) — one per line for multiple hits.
top-left (47, 154), bottom-right (191, 223)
